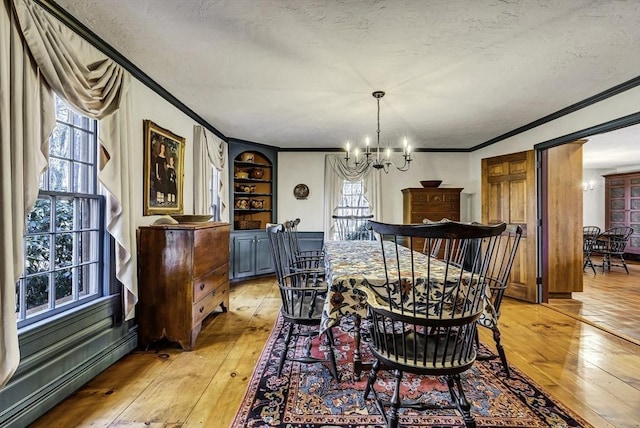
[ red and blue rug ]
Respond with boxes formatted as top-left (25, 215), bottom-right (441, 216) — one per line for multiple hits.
top-left (232, 315), bottom-right (591, 427)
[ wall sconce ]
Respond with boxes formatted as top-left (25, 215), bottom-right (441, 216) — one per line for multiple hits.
top-left (582, 181), bottom-right (595, 191)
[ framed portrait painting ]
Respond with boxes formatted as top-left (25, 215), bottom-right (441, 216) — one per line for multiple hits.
top-left (143, 120), bottom-right (185, 215)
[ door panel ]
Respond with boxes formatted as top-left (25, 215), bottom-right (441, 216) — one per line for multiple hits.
top-left (482, 150), bottom-right (537, 302)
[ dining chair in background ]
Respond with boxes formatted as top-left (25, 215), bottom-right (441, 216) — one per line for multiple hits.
top-left (284, 218), bottom-right (324, 271)
top-left (266, 224), bottom-right (339, 381)
top-left (582, 226), bottom-right (601, 274)
top-left (332, 214), bottom-right (375, 240)
top-left (476, 224), bottom-right (523, 378)
top-left (594, 226), bottom-right (634, 274)
top-left (357, 220), bottom-right (506, 428)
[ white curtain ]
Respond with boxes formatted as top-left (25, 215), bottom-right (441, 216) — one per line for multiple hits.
top-left (0, 0), bottom-right (137, 387)
top-left (193, 125), bottom-right (229, 222)
top-left (323, 155), bottom-right (382, 240)
top-left (0, 0), bottom-right (54, 388)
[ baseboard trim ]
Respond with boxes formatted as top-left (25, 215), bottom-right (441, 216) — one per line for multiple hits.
top-left (0, 330), bottom-right (137, 428)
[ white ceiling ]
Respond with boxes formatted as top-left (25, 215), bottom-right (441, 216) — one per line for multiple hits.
top-left (52, 0), bottom-right (639, 165)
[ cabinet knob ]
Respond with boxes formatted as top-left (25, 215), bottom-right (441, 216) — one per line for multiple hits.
top-left (199, 283), bottom-right (205, 291)
top-left (256, 239), bottom-right (261, 243)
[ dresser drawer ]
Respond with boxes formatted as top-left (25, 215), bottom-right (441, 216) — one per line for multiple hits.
top-left (411, 201), bottom-right (459, 212)
top-left (193, 264), bottom-right (229, 303)
top-left (192, 283), bottom-right (228, 326)
top-left (193, 225), bottom-right (231, 278)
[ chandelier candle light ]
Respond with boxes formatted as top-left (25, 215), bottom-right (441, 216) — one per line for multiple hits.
top-left (344, 91), bottom-right (412, 173)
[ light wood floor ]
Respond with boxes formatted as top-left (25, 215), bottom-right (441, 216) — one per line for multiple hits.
top-left (31, 275), bottom-right (640, 428)
top-left (547, 257), bottom-right (640, 344)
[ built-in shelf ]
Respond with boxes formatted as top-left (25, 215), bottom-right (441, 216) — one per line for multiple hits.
top-left (232, 150), bottom-right (274, 231)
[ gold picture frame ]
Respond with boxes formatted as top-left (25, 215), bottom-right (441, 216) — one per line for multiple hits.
top-left (143, 120), bottom-right (185, 215)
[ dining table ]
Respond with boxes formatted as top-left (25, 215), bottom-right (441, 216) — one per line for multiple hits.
top-left (321, 239), bottom-right (498, 377)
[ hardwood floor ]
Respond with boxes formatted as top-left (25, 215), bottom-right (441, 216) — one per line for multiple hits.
top-left (30, 276), bottom-right (640, 428)
top-left (546, 258), bottom-right (640, 344)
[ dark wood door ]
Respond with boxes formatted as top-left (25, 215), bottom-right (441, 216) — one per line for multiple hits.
top-left (482, 150), bottom-right (538, 303)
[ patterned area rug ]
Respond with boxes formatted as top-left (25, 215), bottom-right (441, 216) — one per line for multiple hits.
top-left (231, 315), bottom-right (591, 428)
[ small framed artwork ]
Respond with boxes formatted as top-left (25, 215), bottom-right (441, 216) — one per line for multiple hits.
top-left (143, 120), bottom-right (185, 215)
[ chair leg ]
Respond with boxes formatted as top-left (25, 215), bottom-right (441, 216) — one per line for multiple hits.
top-left (492, 328), bottom-right (510, 378)
top-left (277, 323), bottom-right (293, 376)
top-left (387, 369), bottom-right (403, 428)
top-left (619, 255), bottom-right (630, 274)
top-left (446, 374), bottom-right (476, 428)
top-left (324, 328), bottom-right (340, 382)
top-left (364, 359), bottom-right (380, 399)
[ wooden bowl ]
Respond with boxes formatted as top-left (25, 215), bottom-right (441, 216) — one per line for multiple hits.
top-left (170, 215), bottom-right (213, 223)
top-left (420, 180), bottom-right (443, 188)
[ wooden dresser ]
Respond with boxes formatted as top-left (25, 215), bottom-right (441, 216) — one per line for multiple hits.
top-left (137, 222), bottom-right (230, 350)
top-left (402, 187), bottom-right (463, 251)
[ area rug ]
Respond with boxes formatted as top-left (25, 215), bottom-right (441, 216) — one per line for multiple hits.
top-left (231, 315), bottom-right (591, 428)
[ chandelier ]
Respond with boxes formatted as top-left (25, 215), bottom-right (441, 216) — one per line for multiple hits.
top-left (343, 91), bottom-right (412, 173)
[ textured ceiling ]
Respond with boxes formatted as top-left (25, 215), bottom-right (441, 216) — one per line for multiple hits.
top-left (50, 0), bottom-right (639, 164)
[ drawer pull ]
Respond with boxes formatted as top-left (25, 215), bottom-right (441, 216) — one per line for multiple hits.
top-left (199, 283), bottom-right (205, 291)
top-left (199, 306), bottom-right (204, 313)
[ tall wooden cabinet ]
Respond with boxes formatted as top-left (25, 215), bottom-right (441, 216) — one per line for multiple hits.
top-left (137, 222), bottom-right (230, 350)
top-left (604, 171), bottom-right (640, 256)
top-left (401, 187), bottom-right (463, 252)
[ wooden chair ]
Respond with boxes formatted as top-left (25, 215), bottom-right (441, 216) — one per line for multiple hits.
top-left (332, 214), bottom-right (375, 240)
top-left (582, 226), bottom-right (601, 274)
top-left (357, 220), bottom-right (506, 428)
top-left (476, 224), bottom-right (523, 378)
top-left (265, 224), bottom-right (339, 381)
top-left (283, 218), bottom-right (324, 270)
top-left (594, 227), bottom-right (634, 274)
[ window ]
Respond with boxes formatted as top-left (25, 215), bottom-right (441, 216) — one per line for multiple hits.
top-left (333, 179), bottom-right (371, 239)
top-left (16, 96), bottom-right (104, 327)
top-left (209, 166), bottom-right (221, 221)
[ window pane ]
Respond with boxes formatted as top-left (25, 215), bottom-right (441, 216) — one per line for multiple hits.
top-left (27, 198), bottom-right (51, 233)
top-left (74, 162), bottom-right (93, 193)
top-left (50, 124), bottom-right (71, 158)
top-left (54, 268), bottom-right (73, 305)
top-left (74, 128), bottom-right (94, 162)
top-left (55, 233), bottom-right (74, 267)
top-left (25, 235), bottom-right (50, 274)
top-left (73, 111), bottom-right (90, 128)
top-left (55, 97), bottom-right (71, 122)
top-left (78, 231), bottom-right (99, 264)
top-left (79, 263), bottom-right (99, 297)
top-left (77, 198), bottom-right (99, 229)
top-left (49, 158), bottom-right (71, 192)
top-left (56, 198), bottom-right (74, 231)
top-left (25, 274), bottom-right (49, 315)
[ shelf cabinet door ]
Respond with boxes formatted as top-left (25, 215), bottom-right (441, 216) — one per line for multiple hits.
top-left (254, 232), bottom-right (274, 275)
top-left (230, 232), bottom-right (275, 279)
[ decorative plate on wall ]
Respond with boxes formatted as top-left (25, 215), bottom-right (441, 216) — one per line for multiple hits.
top-left (293, 184), bottom-right (309, 200)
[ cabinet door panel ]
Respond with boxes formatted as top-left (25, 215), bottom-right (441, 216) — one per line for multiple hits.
top-left (255, 234), bottom-right (274, 274)
top-left (233, 236), bottom-right (256, 277)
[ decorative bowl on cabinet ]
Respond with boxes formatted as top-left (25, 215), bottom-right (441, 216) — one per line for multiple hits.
top-left (420, 180), bottom-right (443, 188)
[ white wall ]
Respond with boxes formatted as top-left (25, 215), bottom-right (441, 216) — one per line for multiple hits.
top-left (277, 151), bottom-right (472, 231)
top-left (582, 168), bottom-right (610, 229)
